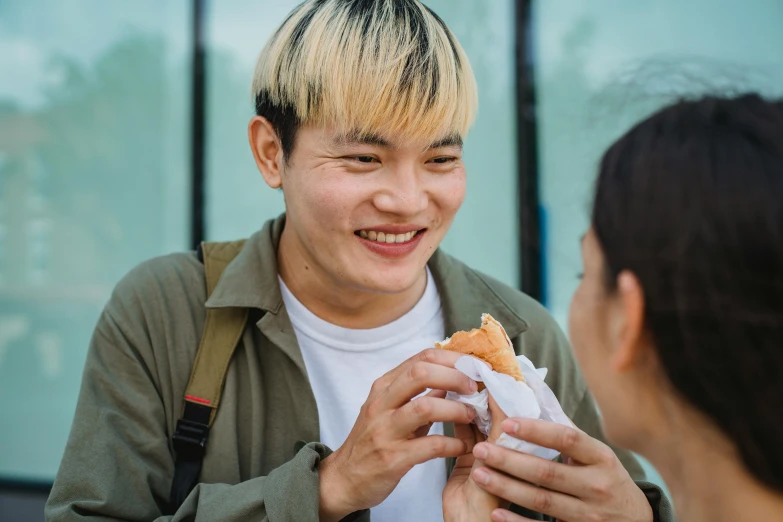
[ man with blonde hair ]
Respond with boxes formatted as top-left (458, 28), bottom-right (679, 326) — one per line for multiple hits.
top-left (46, 1), bottom-right (672, 521)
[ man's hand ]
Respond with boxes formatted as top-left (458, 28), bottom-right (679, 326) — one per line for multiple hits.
top-left (470, 418), bottom-right (653, 522)
top-left (443, 396), bottom-right (508, 522)
top-left (318, 348), bottom-right (478, 521)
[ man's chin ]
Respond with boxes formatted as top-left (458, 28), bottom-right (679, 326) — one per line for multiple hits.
top-left (354, 269), bottom-right (429, 296)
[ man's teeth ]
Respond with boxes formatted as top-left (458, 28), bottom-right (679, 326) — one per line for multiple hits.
top-left (358, 230), bottom-right (419, 243)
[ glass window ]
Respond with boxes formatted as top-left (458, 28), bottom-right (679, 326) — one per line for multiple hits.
top-left (0, 0), bottom-right (191, 481)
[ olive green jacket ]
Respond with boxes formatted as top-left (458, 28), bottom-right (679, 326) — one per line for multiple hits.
top-left (46, 216), bottom-right (674, 521)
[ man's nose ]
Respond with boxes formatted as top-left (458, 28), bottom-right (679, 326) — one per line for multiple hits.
top-left (372, 167), bottom-right (428, 216)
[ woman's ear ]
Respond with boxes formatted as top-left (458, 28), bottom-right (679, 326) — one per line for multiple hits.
top-left (248, 116), bottom-right (283, 189)
top-left (610, 270), bottom-right (648, 372)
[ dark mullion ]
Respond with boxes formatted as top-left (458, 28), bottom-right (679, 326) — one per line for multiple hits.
top-left (190, 0), bottom-right (207, 247)
top-left (515, 0), bottom-right (543, 302)
top-left (0, 477), bottom-right (52, 494)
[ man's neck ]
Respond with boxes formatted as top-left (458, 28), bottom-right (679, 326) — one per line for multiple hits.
top-left (276, 227), bottom-right (428, 329)
top-left (644, 404), bottom-right (783, 522)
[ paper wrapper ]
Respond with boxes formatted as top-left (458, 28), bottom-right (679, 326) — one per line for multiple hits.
top-left (445, 354), bottom-right (571, 460)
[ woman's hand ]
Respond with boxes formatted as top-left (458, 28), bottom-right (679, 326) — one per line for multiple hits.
top-left (470, 418), bottom-right (653, 522)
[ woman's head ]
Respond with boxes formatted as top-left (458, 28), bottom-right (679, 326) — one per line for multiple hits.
top-left (569, 94), bottom-right (783, 491)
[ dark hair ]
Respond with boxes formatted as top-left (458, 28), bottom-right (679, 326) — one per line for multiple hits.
top-left (592, 94), bottom-right (783, 490)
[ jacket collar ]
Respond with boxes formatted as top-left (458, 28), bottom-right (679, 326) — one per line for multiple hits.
top-left (206, 214), bottom-right (528, 339)
top-left (427, 249), bottom-right (529, 340)
top-left (205, 215), bottom-right (286, 312)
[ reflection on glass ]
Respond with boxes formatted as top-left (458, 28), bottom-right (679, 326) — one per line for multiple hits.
top-left (0, 0), bottom-right (190, 481)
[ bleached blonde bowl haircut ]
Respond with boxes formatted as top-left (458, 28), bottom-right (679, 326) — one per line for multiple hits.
top-left (252, 0), bottom-right (478, 157)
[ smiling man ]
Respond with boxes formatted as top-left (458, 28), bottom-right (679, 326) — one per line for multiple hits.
top-left (46, 1), bottom-right (671, 521)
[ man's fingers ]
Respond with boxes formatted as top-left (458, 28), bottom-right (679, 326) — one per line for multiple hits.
top-left (472, 466), bottom-right (583, 521)
top-left (369, 348), bottom-right (474, 402)
top-left (487, 394), bottom-right (507, 443)
top-left (473, 442), bottom-right (592, 497)
top-left (413, 423), bottom-right (434, 438)
top-left (501, 418), bottom-right (614, 465)
top-left (410, 390), bottom-right (450, 437)
top-left (392, 396), bottom-right (474, 436)
top-left (400, 434), bottom-right (469, 467)
top-left (453, 422), bottom-right (481, 453)
top-left (381, 361), bottom-right (477, 409)
top-left (414, 347), bottom-right (469, 367)
top-left (450, 423), bottom-right (480, 473)
top-left (489, 508), bottom-right (539, 522)
top-left (380, 348), bottom-right (466, 385)
top-left (427, 389), bottom-right (448, 399)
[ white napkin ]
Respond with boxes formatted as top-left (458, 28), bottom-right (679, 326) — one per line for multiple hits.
top-left (445, 354), bottom-right (571, 460)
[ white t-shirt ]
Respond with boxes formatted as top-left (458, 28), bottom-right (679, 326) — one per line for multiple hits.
top-left (279, 269), bottom-right (447, 522)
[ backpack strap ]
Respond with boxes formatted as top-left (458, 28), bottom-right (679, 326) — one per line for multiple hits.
top-left (168, 240), bottom-right (249, 512)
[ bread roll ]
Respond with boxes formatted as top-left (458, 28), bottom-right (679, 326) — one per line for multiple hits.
top-left (436, 314), bottom-right (524, 390)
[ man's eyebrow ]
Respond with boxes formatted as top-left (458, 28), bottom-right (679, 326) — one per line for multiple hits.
top-left (332, 131), bottom-right (462, 150)
top-left (428, 134), bottom-right (463, 150)
top-left (334, 131), bottom-right (391, 148)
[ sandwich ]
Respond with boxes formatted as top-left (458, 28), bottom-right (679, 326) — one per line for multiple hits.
top-left (435, 313), bottom-right (524, 390)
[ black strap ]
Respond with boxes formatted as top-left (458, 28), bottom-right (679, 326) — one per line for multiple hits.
top-left (168, 457), bottom-right (202, 513)
top-left (167, 249), bottom-right (211, 513)
top-left (168, 246), bottom-right (210, 512)
top-left (167, 393), bottom-right (211, 512)
top-left (168, 240), bottom-right (249, 513)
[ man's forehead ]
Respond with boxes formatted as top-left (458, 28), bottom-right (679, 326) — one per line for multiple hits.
top-left (331, 129), bottom-right (463, 150)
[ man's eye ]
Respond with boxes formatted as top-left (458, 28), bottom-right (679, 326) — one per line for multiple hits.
top-left (351, 156), bottom-right (377, 163)
top-left (430, 156), bottom-right (457, 164)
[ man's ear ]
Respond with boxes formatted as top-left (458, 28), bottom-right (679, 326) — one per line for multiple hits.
top-left (248, 116), bottom-right (283, 189)
top-left (610, 270), bottom-right (648, 373)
